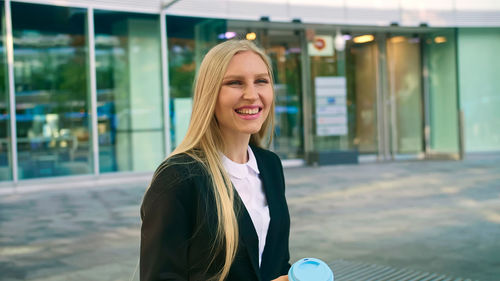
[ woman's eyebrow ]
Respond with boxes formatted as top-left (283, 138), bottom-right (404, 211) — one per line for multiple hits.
top-left (222, 75), bottom-right (244, 81)
top-left (223, 73), bottom-right (269, 80)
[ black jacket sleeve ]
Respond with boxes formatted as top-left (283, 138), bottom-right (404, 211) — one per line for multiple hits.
top-left (140, 162), bottom-right (194, 281)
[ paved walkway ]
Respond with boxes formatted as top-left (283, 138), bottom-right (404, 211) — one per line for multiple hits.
top-left (0, 153), bottom-right (499, 281)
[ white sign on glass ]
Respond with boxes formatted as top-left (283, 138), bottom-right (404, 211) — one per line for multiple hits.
top-left (315, 76), bottom-right (348, 136)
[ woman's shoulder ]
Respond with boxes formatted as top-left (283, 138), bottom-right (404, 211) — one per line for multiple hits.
top-left (143, 153), bottom-right (209, 208)
top-left (153, 153), bottom-right (207, 182)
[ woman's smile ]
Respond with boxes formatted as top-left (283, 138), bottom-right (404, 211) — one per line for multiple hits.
top-left (234, 105), bottom-right (263, 119)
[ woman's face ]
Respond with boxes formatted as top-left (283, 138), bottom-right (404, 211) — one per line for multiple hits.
top-left (215, 51), bottom-right (273, 140)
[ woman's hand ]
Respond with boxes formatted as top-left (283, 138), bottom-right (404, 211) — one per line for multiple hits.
top-left (271, 275), bottom-right (289, 281)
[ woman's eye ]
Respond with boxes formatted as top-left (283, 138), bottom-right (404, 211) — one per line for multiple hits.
top-left (256, 79), bottom-right (269, 84)
top-left (226, 80), bottom-right (242, 86)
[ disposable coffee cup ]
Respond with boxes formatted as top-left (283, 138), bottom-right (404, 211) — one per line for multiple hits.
top-left (288, 258), bottom-right (334, 281)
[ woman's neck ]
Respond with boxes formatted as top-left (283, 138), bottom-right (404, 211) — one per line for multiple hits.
top-left (222, 133), bottom-right (251, 164)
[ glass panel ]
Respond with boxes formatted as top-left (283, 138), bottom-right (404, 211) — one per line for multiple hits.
top-left (167, 16), bottom-right (225, 149)
top-left (12, 3), bottom-right (92, 179)
top-left (0, 0), bottom-right (12, 181)
top-left (346, 39), bottom-right (378, 154)
top-left (425, 30), bottom-right (459, 154)
top-left (94, 11), bottom-right (164, 172)
top-left (309, 32), bottom-right (354, 153)
top-left (458, 28), bottom-right (500, 152)
top-left (265, 29), bottom-right (303, 159)
top-left (386, 36), bottom-right (424, 154)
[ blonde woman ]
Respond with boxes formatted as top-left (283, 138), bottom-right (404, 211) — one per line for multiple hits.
top-left (140, 39), bottom-right (290, 281)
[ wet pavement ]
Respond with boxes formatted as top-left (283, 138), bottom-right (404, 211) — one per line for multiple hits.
top-left (0, 153), bottom-right (499, 281)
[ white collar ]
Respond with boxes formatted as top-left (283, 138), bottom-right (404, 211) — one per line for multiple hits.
top-left (221, 146), bottom-right (260, 179)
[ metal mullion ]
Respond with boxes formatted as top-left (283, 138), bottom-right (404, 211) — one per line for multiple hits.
top-left (373, 38), bottom-right (385, 161)
top-left (421, 37), bottom-right (431, 155)
top-left (386, 36), bottom-right (398, 159)
top-left (5, 0), bottom-right (18, 183)
top-left (300, 29), bottom-right (313, 161)
top-left (160, 10), bottom-right (171, 156)
top-left (87, 7), bottom-right (99, 176)
top-left (454, 28), bottom-right (464, 160)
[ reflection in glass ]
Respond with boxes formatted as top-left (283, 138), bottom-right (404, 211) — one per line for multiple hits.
top-left (94, 11), bottom-right (164, 173)
top-left (0, 0), bottom-right (12, 181)
top-left (12, 3), bottom-right (92, 179)
top-left (265, 30), bottom-right (304, 159)
top-left (346, 40), bottom-right (378, 154)
top-left (310, 33), bottom-right (354, 152)
top-left (167, 16), bottom-right (225, 149)
top-left (426, 31), bottom-right (459, 154)
top-left (386, 36), bottom-right (424, 154)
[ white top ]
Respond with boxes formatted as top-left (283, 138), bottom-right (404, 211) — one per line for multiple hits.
top-left (221, 146), bottom-right (270, 267)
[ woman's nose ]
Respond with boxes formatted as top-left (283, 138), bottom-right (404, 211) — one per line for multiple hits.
top-left (243, 85), bottom-right (259, 100)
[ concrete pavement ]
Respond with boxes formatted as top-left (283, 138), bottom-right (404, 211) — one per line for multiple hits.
top-left (0, 153), bottom-right (499, 281)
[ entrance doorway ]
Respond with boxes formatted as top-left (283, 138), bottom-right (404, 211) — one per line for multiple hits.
top-left (347, 30), bottom-right (460, 161)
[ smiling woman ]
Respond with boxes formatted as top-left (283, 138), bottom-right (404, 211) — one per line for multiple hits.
top-left (140, 40), bottom-right (290, 281)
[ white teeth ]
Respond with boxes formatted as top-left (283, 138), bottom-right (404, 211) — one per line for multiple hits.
top-left (236, 108), bottom-right (259, 115)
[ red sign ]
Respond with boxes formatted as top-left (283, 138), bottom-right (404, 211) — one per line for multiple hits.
top-left (314, 38), bottom-right (326, 50)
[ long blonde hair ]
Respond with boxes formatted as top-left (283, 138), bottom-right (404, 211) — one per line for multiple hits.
top-left (171, 40), bottom-right (274, 280)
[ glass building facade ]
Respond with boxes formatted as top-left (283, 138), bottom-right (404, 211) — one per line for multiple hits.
top-left (0, 1), bottom-right (499, 184)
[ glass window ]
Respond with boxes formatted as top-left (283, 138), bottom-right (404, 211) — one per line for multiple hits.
top-left (425, 30), bottom-right (459, 154)
top-left (458, 28), bottom-right (500, 152)
top-left (12, 3), bottom-right (92, 179)
top-left (310, 32), bottom-right (355, 153)
top-left (94, 11), bottom-right (164, 173)
top-left (0, 0), bottom-right (12, 181)
top-left (166, 16), bottom-right (225, 149)
top-left (262, 29), bottom-right (304, 159)
top-left (386, 35), bottom-right (424, 154)
top-left (345, 37), bottom-right (379, 154)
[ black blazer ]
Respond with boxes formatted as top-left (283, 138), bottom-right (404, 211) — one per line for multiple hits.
top-left (140, 146), bottom-right (291, 281)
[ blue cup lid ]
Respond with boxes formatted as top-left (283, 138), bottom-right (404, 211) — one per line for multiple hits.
top-left (288, 258), bottom-right (334, 281)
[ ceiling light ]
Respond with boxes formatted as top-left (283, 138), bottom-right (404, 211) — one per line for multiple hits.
top-left (246, 32), bottom-right (257, 41)
top-left (390, 36), bottom-right (406, 43)
top-left (434, 36), bottom-right (447, 44)
top-left (353, 35), bottom-right (374, 44)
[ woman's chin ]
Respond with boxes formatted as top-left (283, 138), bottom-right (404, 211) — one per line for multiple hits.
top-left (240, 126), bottom-right (262, 136)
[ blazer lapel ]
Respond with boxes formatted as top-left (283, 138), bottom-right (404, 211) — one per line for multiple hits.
top-left (253, 150), bottom-right (280, 276)
top-left (234, 190), bottom-right (261, 280)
